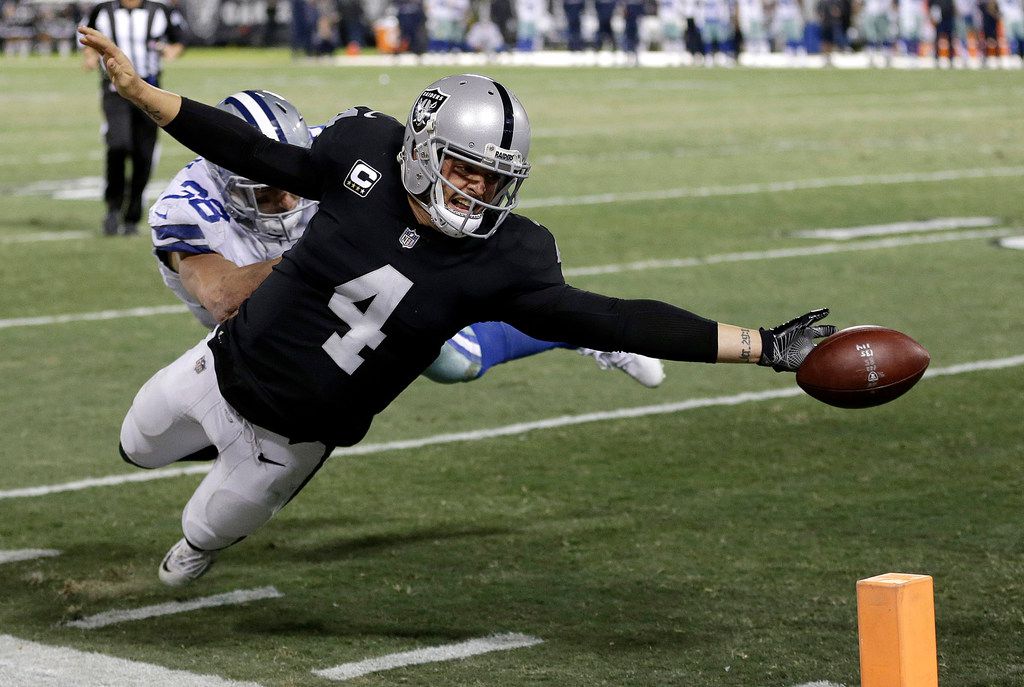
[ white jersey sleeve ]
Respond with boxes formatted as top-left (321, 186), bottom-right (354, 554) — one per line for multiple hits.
top-left (149, 158), bottom-right (316, 330)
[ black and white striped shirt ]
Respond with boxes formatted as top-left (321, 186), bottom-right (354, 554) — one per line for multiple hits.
top-left (85, 0), bottom-right (185, 86)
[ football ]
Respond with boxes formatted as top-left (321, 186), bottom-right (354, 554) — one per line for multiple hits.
top-left (796, 326), bottom-right (930, 409)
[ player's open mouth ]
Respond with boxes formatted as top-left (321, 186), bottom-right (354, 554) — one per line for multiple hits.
top-left (447, 196), bottom-right (482, 217)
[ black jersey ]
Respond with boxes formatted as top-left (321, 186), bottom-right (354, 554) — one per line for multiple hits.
top-left (165, 99), bottom-right (718, 447)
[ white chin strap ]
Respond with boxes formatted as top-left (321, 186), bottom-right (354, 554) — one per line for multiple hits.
top-left (428, 203), bottom-right (483, 238)
top-left (422, 184), bottom-right (484, 238)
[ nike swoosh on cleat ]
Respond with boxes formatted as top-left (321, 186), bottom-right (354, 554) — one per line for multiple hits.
top-left (257, 453), bottom-right (286, 467)
top-left (155, 211), bottom-right (168, 219)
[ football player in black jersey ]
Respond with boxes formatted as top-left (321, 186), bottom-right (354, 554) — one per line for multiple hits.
top-left (81, 26), bottom-right (836, 587)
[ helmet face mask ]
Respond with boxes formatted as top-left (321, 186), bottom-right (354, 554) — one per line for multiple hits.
top-left (422, 141), bottom-right (527, 239)
top-left (209, 90), bottom-right (314, 242)
top-left (221, 175), bottom-right (312, 242)
top-left (400, 75), bottom-right (531, 239)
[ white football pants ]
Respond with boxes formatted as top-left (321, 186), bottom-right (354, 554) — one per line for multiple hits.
top-left (120, 334), bottom-right (330, 551)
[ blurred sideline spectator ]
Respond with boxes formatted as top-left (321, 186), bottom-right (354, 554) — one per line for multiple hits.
top-left (562, 0), bottom-right (585, 49)
top-left (593, 0), bottom-right (616, 50)
top-left (930, 0), bottom-right (955, 61)
top-left (312, 0), bottom-right (338, 54)
top-left (1000, 0), bottom-right (1024, 60)
top-left (292, 0), bottom-right (313, 54)
top-left (897, 0), bottom-right (922, 55)
top-left (263, 0), bottom-right (279, 45)
top-left (466, 0), bottom-right (504, 51)
top-left (658, 0), bottom-right (685, 53)
top-left (394, 0), bottom-right (427, 52)
top-left (3, 0), bottom-right (80, 56)
top-left (514, 0), bottom-right (543, 49)
top-left (338, 0), bottom-right (366, 52)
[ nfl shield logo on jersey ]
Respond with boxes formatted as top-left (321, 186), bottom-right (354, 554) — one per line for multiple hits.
top-left (411, 88), bottom-right (449, 133)
top-left (399, 227), bottom-right (420, 249)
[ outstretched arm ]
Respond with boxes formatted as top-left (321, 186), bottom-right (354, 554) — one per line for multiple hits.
top-left (501, 284), bottom-right (833, 370)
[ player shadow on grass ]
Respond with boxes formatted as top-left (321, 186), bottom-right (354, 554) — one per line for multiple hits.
top-left (265, 523), bottom-right (516, 562)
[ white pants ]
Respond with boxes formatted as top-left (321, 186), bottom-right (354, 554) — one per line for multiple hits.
top-left (120, 334), bottom-right (330, 551)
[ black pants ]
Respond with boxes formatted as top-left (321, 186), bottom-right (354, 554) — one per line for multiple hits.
top-left (102, 87), bottom-right (158, 224)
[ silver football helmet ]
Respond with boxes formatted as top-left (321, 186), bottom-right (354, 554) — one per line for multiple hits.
top-left (209, 89), bottom-right (314, 242)
top-left (399, 74), bottom-right (531, 239)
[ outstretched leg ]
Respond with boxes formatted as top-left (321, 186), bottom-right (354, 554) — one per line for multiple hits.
top-left (120, 334), bottom-right (331, 586)
top-left (422, 321), bottom-right (665, 387)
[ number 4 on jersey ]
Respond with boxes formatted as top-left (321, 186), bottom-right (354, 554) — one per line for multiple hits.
top-left (322, 265), bottom-right (413, 374)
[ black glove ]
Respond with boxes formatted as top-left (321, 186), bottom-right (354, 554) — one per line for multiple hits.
top-left (757, 308), bottom-right (836, 372)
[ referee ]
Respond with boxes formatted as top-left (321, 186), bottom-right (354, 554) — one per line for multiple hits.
top-left (82, 0), bottom-right (185, 236)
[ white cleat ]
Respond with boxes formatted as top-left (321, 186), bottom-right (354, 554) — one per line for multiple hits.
top-left (158, 538), bottom-right (218, 587)
top-left (578, 349), bottom-right (666, 388)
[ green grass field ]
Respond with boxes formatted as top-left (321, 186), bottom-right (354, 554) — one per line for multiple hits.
top-left (2, 50), bottom-right (1023, 686)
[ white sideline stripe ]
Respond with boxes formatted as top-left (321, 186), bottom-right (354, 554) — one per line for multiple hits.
top-left (791, 682), bottom-right (846, 687)
top-left (0, 228), bottom-right (1011, 331)
top-left (0, 549), bottom-right (60, 565)
top-left (0, 634), bottom-right (264, 687)
top-left (312, 633), bottom-right (544, 681)
top-left (0, 464), bottom-right (211, 499)
top-left (64, 586), bottom-right (283, 630)
top-left (562, 228), bottom-right (1014, 277)
top-left (15, 166), bottom-right (1024, 207)
top-left (0, 304), bottom-right (188, 329)
top-left (333, 354), bottom-right (1024, 457)
top-left (791, 216), bottom-right (999, 240)
top-left (2, 354), bottom-right (1021, 501)
top-left (333, 387), bottom-right (803, 457)
top-left (519, 167), bottom-right (1024, 209)
top-left (922, 355), bottom-right (1024, 377)
top-left (999, 235), bottom-right (1024, 250)
top-left (0, 231), bottom-right (91, 244)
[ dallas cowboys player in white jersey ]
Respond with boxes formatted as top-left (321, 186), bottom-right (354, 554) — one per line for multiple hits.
top-left (149, 89), bottom-right (666, 388)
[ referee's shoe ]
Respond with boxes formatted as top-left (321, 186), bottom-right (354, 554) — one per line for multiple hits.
top-left (103, 210), bottom-right (119, 236)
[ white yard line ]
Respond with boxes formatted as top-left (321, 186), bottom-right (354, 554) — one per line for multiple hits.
top-left (0, 304), bottom-right (188, 330)
top-left (998, 235), bottom-right (1024, 250)
top-left (562, 228), bottom-right (1013, 277)
top-left (2, 355), bottom-right (1021, 501)
top-left (333, 387), bottom-right (803, 457)
top-left (0, 231), bottom-right (92, 244)
top-left (520, 167), bottom-right (1024, 209)
top-left (0, 464), bottom-right (210, 499)
top-left (312, 633), bottom-right (544, 681)
top-left (0, 634), bottom-right (264, 687)
top-left (790, 216), bottom-right (998, 240)
top-left (0, 228), bottom-right (1011, 331)
top-left (12, 176), bottom-right (166, 201)
top-left (0, 549), bottom-right (61, 565)
top-left (63, 587), bottom-right (283, 630)
top-left (790, 682), bottom-right (846, 687)
top-left (12, 167), bottom-right (1024, 208)
top-left (332, 353), bottom-right (1024, 458)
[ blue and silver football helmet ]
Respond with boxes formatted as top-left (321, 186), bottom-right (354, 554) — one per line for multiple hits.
top-left (210, 89), bottom-right (314, 241)
top-left (399, 74), bottom-right (531, 239)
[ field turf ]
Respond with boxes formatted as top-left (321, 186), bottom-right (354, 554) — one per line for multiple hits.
top-left (1, 50), bottom-right (1023, 686)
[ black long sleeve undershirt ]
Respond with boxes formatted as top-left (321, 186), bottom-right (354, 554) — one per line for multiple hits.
top-left (164, 97), bottom-right (323, 200)
top-left (504, 284), bottom-right (719, 363)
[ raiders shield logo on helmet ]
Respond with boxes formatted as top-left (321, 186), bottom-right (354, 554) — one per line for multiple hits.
top-left (411, 88), bottom-right (450, 133)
